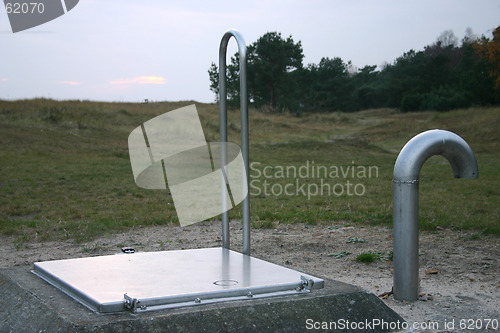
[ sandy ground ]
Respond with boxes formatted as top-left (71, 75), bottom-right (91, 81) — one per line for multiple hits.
top-left (1, 221), bottom-right (498, 332)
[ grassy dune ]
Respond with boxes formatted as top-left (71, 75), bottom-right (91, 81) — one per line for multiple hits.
top-left (0, 99), bottom-right (498, 244)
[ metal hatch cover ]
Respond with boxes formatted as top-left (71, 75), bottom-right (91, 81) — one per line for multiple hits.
top-left (33, 247), bottom-right (324, 313)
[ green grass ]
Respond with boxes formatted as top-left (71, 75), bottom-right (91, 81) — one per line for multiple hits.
top-left (1, 99), bottom-right (499, 243)
top-left (355, 252), bottom-right (380, 263)
top-left (355, 251), bottom-right (389, 263)
top-left (328, 251), bottom-right (351, 259)
top-left (346, 237), bottom-right (368, 244)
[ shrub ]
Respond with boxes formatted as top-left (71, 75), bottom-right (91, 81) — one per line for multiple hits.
top-left (421, 86), bottom-right (469, 111)
top-left (401, 93), bottom-right (424, 112)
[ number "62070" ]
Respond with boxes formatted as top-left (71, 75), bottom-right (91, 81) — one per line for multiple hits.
top-left (459, 319), bottom-right (498, 330)
top-left (5, 2), bottom-right (45, 14)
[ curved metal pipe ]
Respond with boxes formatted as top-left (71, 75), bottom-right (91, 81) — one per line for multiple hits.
top-left (219, 30), bottom-right (250, 255)
top-left (393, 129), bottom-right (478, 301)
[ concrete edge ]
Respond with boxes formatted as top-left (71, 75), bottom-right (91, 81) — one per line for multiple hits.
top-left (1, 266), bottom-right (406, 332)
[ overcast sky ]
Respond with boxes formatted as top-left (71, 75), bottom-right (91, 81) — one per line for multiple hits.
top-left (1, 0), bottom-right (499, 103)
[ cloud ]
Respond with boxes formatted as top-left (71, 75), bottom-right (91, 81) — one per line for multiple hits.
top-left (58, 81), bottom-right (81, 85)
top-left (0, 78), bottom-right (9, 82)
top-left (110, 76), bottom-right (166, 85)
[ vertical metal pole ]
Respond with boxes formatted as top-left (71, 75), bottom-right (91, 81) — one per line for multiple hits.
top-left (393, 180), bottom-right (420, 301)
top-left (219, 30), bottom-right (250, 255)
top-left (219, 34), bottom-right (230, 250)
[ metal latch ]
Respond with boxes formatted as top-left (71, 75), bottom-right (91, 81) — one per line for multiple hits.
top-left (299, 275), bottom-right (314, 291)
top-left (124, 294), bottom-right (145, 313)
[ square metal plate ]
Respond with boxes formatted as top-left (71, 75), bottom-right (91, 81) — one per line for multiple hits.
top-left (33, 247), bottom-right (324, 313)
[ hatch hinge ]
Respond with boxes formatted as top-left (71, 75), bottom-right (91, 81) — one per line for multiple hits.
top-left (299, 275), bottom-right (314, 291)
top-left (124, 293), bottom-right (145, 313)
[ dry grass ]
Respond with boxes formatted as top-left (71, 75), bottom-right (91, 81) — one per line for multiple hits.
top-left (1, 99), bottom-right (498, 244)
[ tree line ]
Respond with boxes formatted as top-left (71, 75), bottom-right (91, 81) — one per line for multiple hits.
top-left (208, 26), bottom-right (500, 113)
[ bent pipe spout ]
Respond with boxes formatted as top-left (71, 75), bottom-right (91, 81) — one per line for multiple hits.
top-left (219, 30), bottom-right (250, 255)
top-left (393, 129), bottom-right (478, 301)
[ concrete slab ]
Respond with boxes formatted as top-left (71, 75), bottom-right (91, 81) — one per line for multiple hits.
top-left (1, 266), bottom-right (406, 332)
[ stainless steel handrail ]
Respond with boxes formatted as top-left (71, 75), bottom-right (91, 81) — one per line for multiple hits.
top-left (219, 30), bottom-right (250, 255)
